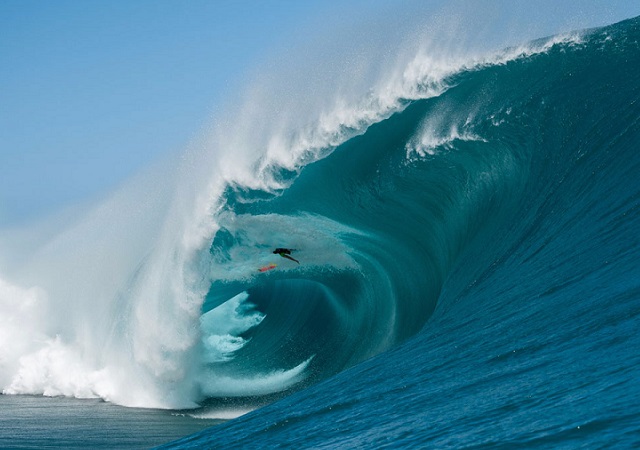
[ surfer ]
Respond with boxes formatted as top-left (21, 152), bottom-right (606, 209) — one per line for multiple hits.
top-left (273, 248), bottom-right (299, 264)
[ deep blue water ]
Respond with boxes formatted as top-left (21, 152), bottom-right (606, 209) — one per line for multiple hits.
top-left (160, 17), bottom-right (640, 448)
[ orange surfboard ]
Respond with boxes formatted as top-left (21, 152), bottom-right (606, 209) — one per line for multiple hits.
top-left (258, 263), bottom-right (277, 272)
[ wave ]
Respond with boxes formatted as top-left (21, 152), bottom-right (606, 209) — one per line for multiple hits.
top-left (1, 14), bottom-right (639, 424)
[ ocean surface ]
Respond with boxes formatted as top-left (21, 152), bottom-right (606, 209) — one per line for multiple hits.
top-left (1, 16), bottom-right (640, 449)
top-left (0, 395), bottom-right (221, 449)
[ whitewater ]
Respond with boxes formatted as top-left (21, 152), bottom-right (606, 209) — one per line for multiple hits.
top-left (2, 13), bottom-right (640, 449)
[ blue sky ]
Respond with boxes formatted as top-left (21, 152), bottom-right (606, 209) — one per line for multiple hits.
top-left (1, 1), bottom-right (638, 226)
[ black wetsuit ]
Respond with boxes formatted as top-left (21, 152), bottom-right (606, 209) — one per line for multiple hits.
top-left (273, 248), bottom-right (299, 264)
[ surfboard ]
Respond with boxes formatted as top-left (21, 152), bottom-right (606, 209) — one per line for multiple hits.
top-left (258, 263), bottom-right (277, 272)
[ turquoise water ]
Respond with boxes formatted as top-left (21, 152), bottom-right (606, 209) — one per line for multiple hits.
top-left (161, 17), bottom-right (640, 448)
top-left (2, 16), bottom-right (639, 450)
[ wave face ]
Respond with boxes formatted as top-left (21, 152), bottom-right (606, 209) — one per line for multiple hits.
top-left (158, 17), bottom-right (640, 447)
top-left (2, 14), bottom-right (640, 447)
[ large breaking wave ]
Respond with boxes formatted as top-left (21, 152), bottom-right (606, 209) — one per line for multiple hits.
top-left (1, 14), bottom-right (639, 430)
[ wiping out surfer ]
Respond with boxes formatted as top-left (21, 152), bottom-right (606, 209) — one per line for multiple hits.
top-left (273, 248), bottom-right (299, 264)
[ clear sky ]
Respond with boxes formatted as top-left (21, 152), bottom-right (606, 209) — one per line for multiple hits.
top-left (1, 1), bottom-right (638, 226)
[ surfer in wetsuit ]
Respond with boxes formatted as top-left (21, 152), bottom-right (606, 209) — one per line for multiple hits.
top-left (273, 248), bottom-right (299, 264)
